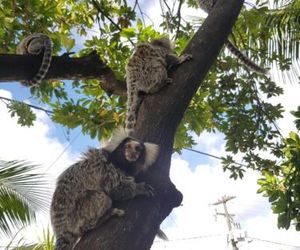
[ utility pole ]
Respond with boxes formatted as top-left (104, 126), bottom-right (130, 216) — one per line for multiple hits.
top-left (211, 195), bottom-right (239, 250)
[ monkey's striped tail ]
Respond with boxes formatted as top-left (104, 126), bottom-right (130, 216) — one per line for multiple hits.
top-left (26, 36), bottom-right (52, 86)
top-left (225, 41), bottom-right (268, 75)
top-left (125, 85), bottom-right (142, 134)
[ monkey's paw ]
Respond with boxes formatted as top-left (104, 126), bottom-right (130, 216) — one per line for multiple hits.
top-left (181, 54), bottom-right (193, 62)
top-left (111, 208), bottom-right (125, 217)
top-left (122, 175), bottom-right (135, 182)
top-left (164, 78), bottom-right (173, 85)
top-left (143, 183), bottom-right (155, 197)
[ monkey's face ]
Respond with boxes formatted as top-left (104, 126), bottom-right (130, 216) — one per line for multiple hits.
top-left (151, 37), bottom-right (173, 50)
top-left (124, 140), bottom-right (144, 162)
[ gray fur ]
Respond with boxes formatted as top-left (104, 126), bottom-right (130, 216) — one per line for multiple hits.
top-left (125, 37), bottom-right (192, 133)
top-left (50, 134), bottom-right (158, 250)
top-left (17, 33), bottom-right (52, 86)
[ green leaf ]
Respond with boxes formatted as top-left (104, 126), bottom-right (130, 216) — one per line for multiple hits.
top-left (120, 28), bottom-right (136, 38)
top-left (0, 160), bottom-right (51, 237)
top-left (60, 36), bottom-right (75, 52)
top-left (7, 101), bottom-right (37, 127)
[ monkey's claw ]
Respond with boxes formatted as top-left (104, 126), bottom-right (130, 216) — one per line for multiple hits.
top-left (111, 208), bottom-right (125, 217)
top-left (144, 183), bottom-right (155, 197)
top-left (165, 78), bottom-right (173, 84)
top-left (182, 54), bottom-right (192, 61)
top-left (123, 176), bottom-right (135, 182)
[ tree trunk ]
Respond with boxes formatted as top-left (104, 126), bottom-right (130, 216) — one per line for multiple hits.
top-left (74, 0), bottom-right (244, 249)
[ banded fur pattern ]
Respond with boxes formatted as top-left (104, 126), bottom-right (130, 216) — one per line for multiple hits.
top-left (225, 41), bottom-right (268, 74)
top-left (51, 131), bottom-right (158, 250)
top-left (125, 37), bottom-right (192, 133)
top-left (125, 41), bottom-right (170, 133)
top-left (51, 149), bottom-right (123, 250)
top-left (198, 0), bottom-right (268, 74)
top-left (17, 33), bottom-right (52, 86)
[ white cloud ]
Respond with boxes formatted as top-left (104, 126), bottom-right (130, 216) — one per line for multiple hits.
top-left (151, 156), bottom-right (300, 250)
top-left (0, 89), bottom-right (76, 177)
top-left (192, 131), bottom-right (226, 156)
top-left (143, 0), bottom-right (163, 29)
top-left (143, 0), bottom-right (206, 34)
top-left (0, 89), bottom-right (77, 246)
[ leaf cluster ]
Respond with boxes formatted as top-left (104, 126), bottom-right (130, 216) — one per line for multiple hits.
top-left (7, 101), bottom-right (37, 127)
top-left (258, 132), bottom-right (300, 230)
top-left (0, 160), bottom-right (51, 237)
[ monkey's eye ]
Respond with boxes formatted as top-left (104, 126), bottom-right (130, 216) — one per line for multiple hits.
top-left (135, 146), bottom-right (142, 152)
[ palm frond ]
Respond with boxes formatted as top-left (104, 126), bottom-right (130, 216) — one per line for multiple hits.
top-left (230, 1), bottom-right (300, 83)
top-left (9, 227), bottom-right (54, 250)
top-left (0, 160), bottom-right (51, 237)
top-left (263, 0), bottom-right (300, 83)
top-left (265, 5), bottom-right (300, 59)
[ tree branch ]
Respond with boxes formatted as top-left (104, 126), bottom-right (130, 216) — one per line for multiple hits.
top-left (75, 0), bottom-right (244, 250)
top-left (0, 51), bottom-right (127, 96)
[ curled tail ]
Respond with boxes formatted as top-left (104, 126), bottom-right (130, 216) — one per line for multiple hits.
top-left (54, 232), bottom-right (77, 250)
top-left (125, 82), bottom-right (142, 134)
top-left (28, 36), bottom-right (52, 86)
top-left (225, 41), bottom-right (268, 75)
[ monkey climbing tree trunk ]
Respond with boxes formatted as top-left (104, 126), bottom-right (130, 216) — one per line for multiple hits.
top-left (74, 0), bottom-right (244, 249)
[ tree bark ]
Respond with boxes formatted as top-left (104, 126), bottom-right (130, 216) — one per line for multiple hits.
top-left (75, 0), bottom-right (244, 249)
top-left (0, 51), bottom-right (127, 96)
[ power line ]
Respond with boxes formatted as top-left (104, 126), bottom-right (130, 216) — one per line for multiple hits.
top-left (184, 148), bottom-right (247, 167)
top-left (152, 234), bottom-right (300, 248)
top-left (185, 147), bottom-right (223, 160)
top-left (154, 233), bottom-right (224, 243)
top-left (248, 236), bottom-right (300, 249)
top-left (0, 95), bottom-right (79, 173)
top-left (0, 96), bottom-right (247, 168)
top-left (0, 97), bottom-right (71, 142)
top-left (44, 131), bottom-right (81, 173)
top-left (23, 130), bottom-right (81, 201)
top-left (2, 235), bottom-right (300, 249)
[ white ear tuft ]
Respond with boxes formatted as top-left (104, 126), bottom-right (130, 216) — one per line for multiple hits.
top-left (142, 142), bottom-right (160, 171)
top-left (102, 127), bottom-right (129, 152)
top-left (100, 137), bottom-right (109, 148)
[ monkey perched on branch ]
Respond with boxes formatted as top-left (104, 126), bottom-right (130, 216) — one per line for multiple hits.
top-left (50, 128), bottom-right (159, 250)
top-left (125, 37), bottom-right (192, 134)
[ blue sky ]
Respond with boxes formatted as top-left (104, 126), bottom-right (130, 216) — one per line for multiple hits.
top-left (0, 82), bottom-right (99, 154)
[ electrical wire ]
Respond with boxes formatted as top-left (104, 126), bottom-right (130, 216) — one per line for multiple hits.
top-left (154, 233), bottom-right (225, 243)
top-left (2, 234), bottom-right (300, 248)
top-left (247, 236), bottom-right (300, 249)
top-left (184, 148), bottom-right (247, 167)
top-left (44, 130), bottom-right (81, 173)
top-left (0, 96), bottom-right (248, 168)
top-left (0, 95), bottom-right (80, 173)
